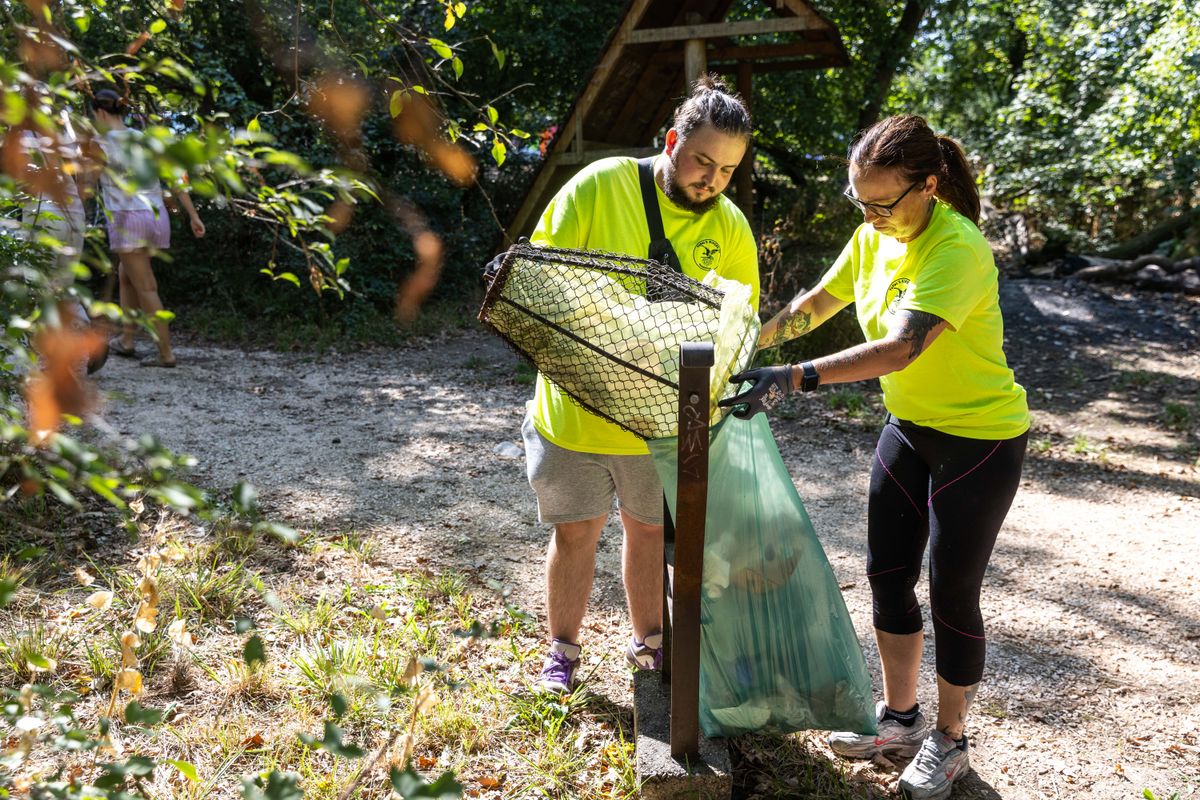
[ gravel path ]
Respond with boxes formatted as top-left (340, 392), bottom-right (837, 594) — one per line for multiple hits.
top-left (96, 278), bottom-right (1200, 799)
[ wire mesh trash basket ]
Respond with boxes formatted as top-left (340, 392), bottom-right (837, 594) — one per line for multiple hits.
top-left (478, 243), bottom-right (759, 440)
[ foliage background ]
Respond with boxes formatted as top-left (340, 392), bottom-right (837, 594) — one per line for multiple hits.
top-left (104, 0), bottom-right (1194, 345)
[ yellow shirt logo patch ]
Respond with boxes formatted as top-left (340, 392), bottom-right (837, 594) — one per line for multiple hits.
top-left (693, 238), bottom-right (721, 269)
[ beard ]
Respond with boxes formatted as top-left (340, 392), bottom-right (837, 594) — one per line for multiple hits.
top-left (661, 152), bottom-right (721, 214)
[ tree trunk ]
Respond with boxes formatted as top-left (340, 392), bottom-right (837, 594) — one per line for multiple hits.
top-left (1100, 207), bottom-right (1200, 260)
top-left (855, 0), bottom-right (932, 133)
top-left (1071, 254), bottom-right (1200, 295)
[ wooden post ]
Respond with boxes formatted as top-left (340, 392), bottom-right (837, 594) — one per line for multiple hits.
top-left (669, 341), bottom-right (712, 758)
top-left (683, 13), bottom-right (706, 87)
top-left (735, 61), bottom-right (755, 227)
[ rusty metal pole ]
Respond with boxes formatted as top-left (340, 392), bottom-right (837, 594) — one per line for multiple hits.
top-left (669, 341), bottom-right (712, 757)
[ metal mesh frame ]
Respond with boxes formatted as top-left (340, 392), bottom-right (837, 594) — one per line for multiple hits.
top-left (479, 243), bottom-right (757, 440)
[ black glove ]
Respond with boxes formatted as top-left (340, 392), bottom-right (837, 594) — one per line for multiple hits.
top-left (717, 365), bottom-right (795, 419)
top-left (483, 237), bottom-right (530, 285)
top-left (483, 251), bottom-right (505, 284)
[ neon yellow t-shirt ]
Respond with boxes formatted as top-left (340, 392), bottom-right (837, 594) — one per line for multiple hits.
top-left (530, 156), bottom-right (760, 454)
top-left (819, 201), bottom-right (1029, 440)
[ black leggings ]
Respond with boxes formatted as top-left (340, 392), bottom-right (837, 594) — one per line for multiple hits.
top-left (867, 415), bottom-right (1027, 686)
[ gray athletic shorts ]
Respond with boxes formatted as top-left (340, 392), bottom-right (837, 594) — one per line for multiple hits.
top-left (521, 412), bottom-right (664, 526)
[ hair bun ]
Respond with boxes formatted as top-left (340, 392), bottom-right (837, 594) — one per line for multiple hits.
top-left (693, 74), bottom-right (731, 95)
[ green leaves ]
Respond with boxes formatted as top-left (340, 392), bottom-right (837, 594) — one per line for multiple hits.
top-left (489, 39), bottom-right (506, 70)
top-left (0, 578), bottom-right (18, 608)
top-left (243, 634), bottom-right (266, 669)
top-left (95, 755), bottom-right (156, 790)
top-left (241, 770), bottom-right (303, 800)
top-left (390, 766), bottom-right (463, 799)
top-left (299, 720), bottom-right (364, 758)
top-left (232, 481), bottom-right (260, 519)
top-left (254, 521), bottom-right (300, 546)
top-left (427, 38), bottom-right (453, 60)
top-left (166, 759), bottom-right (199, 782)
top-left (123, 700), bottom-right (163, 727)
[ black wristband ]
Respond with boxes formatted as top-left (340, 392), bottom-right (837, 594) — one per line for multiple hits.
top-left (799, 361), bottom-right (820, 393)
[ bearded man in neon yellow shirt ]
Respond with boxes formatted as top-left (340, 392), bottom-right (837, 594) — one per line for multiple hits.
top-left (521, 76), bottom-right (760, 695)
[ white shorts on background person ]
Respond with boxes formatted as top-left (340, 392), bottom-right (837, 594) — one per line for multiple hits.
top-left (21, 200), bottom-right (85, 270)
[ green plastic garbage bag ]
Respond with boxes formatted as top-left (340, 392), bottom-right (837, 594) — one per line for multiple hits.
top-left (648, 413), bottom-right (877, 738)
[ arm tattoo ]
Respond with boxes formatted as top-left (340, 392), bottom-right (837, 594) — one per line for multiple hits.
top-left (894, 310), bottom-right (944, 360)
top-left (760, 306), bottom-right (812, 349)
top-left (780, 309), bottom-right (813, 340)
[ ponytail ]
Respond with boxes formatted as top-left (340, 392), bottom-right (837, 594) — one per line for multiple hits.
top-left (934, 135), bottom-right (980, 225)
top-left (849, 115), bottom-right (981, 227)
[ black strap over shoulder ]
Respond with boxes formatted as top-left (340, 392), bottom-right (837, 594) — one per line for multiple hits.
top-left (636, 156), bottom-right (682, 273)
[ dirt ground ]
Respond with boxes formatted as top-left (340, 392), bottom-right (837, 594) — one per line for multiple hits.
top-left (95, 277), bottom-right (1200, 800)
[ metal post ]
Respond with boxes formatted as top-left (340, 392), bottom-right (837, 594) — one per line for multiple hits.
top-left (669, 341), bottom-right (712, 757)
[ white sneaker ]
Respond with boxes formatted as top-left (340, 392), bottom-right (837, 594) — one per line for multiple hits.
top-left (828, 701), bottom-right (930, 759)
top-left (899, 731), bottom-right (970, 800)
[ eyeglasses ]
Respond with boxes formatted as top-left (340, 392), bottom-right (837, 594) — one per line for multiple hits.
top-left (843, 181), bottom-right (923, 218)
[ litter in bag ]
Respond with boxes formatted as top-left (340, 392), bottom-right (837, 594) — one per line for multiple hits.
top-left (478, 243), bottom-right (758, 440)
top-left (648, 413), bottom-right (877, 738)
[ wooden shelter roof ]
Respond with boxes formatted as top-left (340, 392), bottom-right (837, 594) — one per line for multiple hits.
top-left (506, 0), bottom-right (849, 239)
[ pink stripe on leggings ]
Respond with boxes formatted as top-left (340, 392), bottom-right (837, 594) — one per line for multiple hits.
top-left (932, 608), bottom-right (985, 640)
top-left (876, 444), bottom-right (924, 516)
top-left (927, 441), bottom-right (1003, 505)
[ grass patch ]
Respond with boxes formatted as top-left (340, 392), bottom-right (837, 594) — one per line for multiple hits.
top-left (462, 355), bottom-right (489, 370)
top-left (318, 531), bottom-right (378, 564)
top-left (1162, 402), bottom-right (1194, 432)
top-left (0, 511), bottom-right (874, 800)
top-left (826, 387), bottom-right (871, 419)
top-left (1116, 369), bottom-right (1162, 390)
top-left (513, 359), bottom-right (537, 386)
top-left (172, 555), bottom-right (256, 623)
top-left (0, 619), bottom-right (70, 686)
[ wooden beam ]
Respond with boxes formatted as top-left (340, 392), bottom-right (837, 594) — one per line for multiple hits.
top-left (557, 146), bottom-right (659, 166)
top-left (747, 55), bottom-right (845, 72)
top-left (505, 154), bottom-right (565, 238)
top-left (507, 0), bottom-right (656, 238)
top-left (655, 40), bottom-right (842, 63)
top-left (627, 15), bottom-right (823, 45)
top-left (606, 59), bottom-right (677, 143)
top-left (734, 61), bottom-right (754, 227)
top-left (683, 13), bottom-right (706, 87)
top-left (555, 0), bottom-right (656, 156)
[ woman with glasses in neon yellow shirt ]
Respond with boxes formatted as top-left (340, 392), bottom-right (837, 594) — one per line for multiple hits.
top-left (721, 115), bottom-right (1029, 800)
